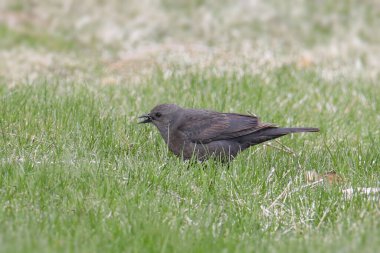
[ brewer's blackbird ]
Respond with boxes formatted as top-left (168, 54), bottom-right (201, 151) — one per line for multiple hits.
top-left (139, 104), bottom-right (319, 161)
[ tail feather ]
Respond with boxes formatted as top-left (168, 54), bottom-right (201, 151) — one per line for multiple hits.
top-left (240, 127), bottom-right (319, 147)
top-left (264, 127), bottom-right (320, 136)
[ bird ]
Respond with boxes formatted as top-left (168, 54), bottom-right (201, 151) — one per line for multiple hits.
top-left (139, 104), bottom-right (319, 162)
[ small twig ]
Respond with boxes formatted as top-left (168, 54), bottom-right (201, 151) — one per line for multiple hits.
top-left (265, 140), bottom-right (305, 171)
top-left (264, 142), bottom-right (294, 155)
top-left (275, 140), bottom-right (297, 156)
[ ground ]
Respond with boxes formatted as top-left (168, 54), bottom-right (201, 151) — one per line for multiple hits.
top-left (0, 0), bottom-right (379, 252)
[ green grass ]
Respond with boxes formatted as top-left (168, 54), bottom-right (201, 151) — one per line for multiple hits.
top-left (1, 0), bottom-right (379, 251)
top-left (0, 68), bottom-right (379, 253)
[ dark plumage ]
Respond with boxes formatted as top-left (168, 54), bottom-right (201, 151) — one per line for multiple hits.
top-left (139, 104), bottom-right (319, 161)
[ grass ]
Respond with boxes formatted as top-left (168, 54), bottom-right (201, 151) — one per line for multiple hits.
top-left (1, 0), bottom-right (380, 252)
top-left (0, 69), bottom-right (379, 253)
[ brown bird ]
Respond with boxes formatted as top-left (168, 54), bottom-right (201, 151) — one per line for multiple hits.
top-left (139, 104), bottom-right (319, 161)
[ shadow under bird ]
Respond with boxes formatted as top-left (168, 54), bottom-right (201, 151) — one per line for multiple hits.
top-left (139, 104), bottom-right (319, 161)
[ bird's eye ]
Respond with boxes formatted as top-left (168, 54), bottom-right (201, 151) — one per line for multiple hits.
top-left (155, 112), bottom-right (162, 118)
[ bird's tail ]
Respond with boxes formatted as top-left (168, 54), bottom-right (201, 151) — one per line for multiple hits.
top-left (263, 127), bottom-right (320, 136)
top-left (241, 127), bottom-right (319, 147)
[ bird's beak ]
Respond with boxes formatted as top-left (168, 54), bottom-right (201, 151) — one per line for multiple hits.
top-left (138, 113), bottom-right (152, 124)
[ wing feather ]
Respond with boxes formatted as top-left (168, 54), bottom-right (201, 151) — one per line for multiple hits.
top-left (177, 110), bottom-right (276, 144)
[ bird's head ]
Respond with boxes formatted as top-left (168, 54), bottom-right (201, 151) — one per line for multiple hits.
top-left (138, 104), bottom-right (182, 129)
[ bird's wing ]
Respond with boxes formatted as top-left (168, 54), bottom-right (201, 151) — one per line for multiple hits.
top-left (177, 110), bottom-right (276, 144)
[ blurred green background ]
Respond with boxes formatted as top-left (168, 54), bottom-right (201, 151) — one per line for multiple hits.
top-left (1, 0), bottom-right (379, 86)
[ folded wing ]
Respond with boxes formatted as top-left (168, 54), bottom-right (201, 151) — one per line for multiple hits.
top-left (177, 110), bottom-right (276, 144)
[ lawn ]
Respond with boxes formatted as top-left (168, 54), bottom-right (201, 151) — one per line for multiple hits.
top-left (0, 1), bottom-right (379, 253)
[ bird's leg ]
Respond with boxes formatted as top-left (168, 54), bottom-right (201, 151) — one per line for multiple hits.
top-left (224, 161), bottom-right (231, 170)
top-left (183, 159), bottom-right (192, 170)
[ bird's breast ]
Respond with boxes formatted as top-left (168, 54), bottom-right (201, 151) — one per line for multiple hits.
top-left (166, 131), bottom-right (192, 157)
